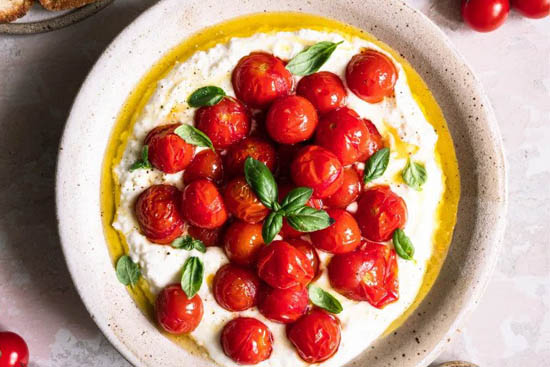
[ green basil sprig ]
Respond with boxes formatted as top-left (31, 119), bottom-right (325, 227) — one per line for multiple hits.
top-left (364, 147), bottom-right (390, 183)
top-left (174, 124), bottom-right (215, 151)
top-left (393, 228), bottom-right (414, 260)
top-left (187, 86), bottom-right (226, 107)
top-left (116, 255), bottom-right (141, 286)
top-left (308, 285), bottom-right (343, 314)
top-left (244, 157), bottom-right (334, 243)
top-left (172, 235), bottom-right (206, 253)
top-left (286, 41), bottom-right (343, 76)
top-left (402, 158), bottom-right (427, 191)
top-left (129, 145), bottom-right (152, 172)
top-left (180, 256), bottom-right (204, 298)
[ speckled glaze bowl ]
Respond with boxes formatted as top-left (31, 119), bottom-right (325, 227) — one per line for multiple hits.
top-left (55, 0), bottom-right (507, 366)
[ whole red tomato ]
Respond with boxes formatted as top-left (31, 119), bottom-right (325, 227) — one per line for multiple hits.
top-left (135, 184), bottom-right (185, 244)
top-left (297, 71), bottom-right (347, 114)
top-left (258, 285), bottom-right (309, 323)
top-left (221, 317), bottom-right (273, 364)
top-left (232, 52), bottom-right (293, 108)
top-left (213, 264), bottom-right (260, 311)
top-left (183, 149), bottom-right (223, 185)
top-left (462, 0), bottom-right (510, 32)
top-left (256, 241), bottom-right (314, 289)
top-left (145, 123), bottom-right (196, 173)
top-left (0, 332), bottom-right (29, 367)
top-left (155, 284), bottom-right (204, 334)
top-left (286, 309), bottom-right (341, 363)
top-left (310, 208), bottom-right (361, 254)
top-left (223, 221), bottom-right (265, 266)
top-left (223, 177), bottom-right (270, 223)
top-left (512, 0), bottom-right (550, 18)
top-left (325, 167), bottom-right (362, 209)
top-left (328, 242), bottom-right (399, 308)
top-left (346, 50), bottom-right (398, 103)
top-left (287, 238), bottom-right (321, 279)
top-left (265, 95), bottom-right (319, 144)
top-left (187, 225), bottom-right (223, 247)
top-left (278, 182), bottom-right (324, 238)
top-left (224, 137), bottom-right (277, 178)
top-left (181, 179), bottom-right (227, 229)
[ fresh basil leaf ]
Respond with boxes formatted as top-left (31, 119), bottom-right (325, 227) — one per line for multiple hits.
top-left (393, 228), bottom-right (414, 260)
top-left (172, 235), bottom-right (206, 253)
top-left (286, 41), bottom-right (343, 76)
top-left (262, 212), bottom-right (283, 244)
top-left (180, 256), bottom-right (204, 298)
top-left (286, 206), bottom-right (334, 233)
top-left (308, 285), bottom-right (343, 314)
top-left (402, 158), bottom-right (427, 191)
top-left (364, 147), bottom-right (390, 183)
top-left (244, 157), bottom-right (278, 210)
top-left (280, 187), bottom-right (313, 214)
top-left (174, 124), bottom-right (215, 151)
top-left (116, 255), bottom-right (141, 286)
top-left (129, 145), bottom-right (152, 171)
top-left (187, 86), bottom-right (226, 107)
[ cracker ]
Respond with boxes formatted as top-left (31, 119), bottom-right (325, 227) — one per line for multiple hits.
top-left (39, 0), bottom-right (98, 11)
top-left (0, 0), bottom-right (33, 23)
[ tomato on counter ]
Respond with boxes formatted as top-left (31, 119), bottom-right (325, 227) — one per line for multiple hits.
top-left (461, 0), bottom-right (510, 32)
top-left (0, 331), bottom-right (29, 367)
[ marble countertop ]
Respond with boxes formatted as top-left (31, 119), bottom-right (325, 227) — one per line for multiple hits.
top-left (0, 1), bottom-right (548, 366)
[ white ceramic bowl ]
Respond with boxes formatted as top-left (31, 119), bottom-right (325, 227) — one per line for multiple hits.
top-left (56, 1), bottom-right (507, 366)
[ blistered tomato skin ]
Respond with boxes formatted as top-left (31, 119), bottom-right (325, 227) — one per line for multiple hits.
top-left (355, 186), bottom-right (407, 242)
top-left (291, 145), bottom-right (344, 199)
top-left (221, 317), bottom-right (273, 365)
top-left (325, 167), bottom-right (362, 209)
top-left (0, 331), bottom-right (29, 367)
top-left (266, 95), bottom-right (319, 144)
top-left (297, 71), bottom-right (347, 114)
top-left (135, 184), bottom-right (185, 244)
top-left (225, 137), bottom-right (277, 178)
top-left (461, 0), bottom-right (510, 32)
top-left (194, 96), bottom-right (250, 149)
top-left (256, 241), bottom-right (314, 289)
top-left (310, 208), bottom-right (361, 254)
top-left (512, 0), bottom-right (550, 18)
top-left (155, 284), bottom-right (204, 334)
top-left (223, 177), bottom-right (270, 223)
top-left (287, 309), bottom-right (342, 364)
top-left (181, 179), bottom-right (228, 229)
top-left (287, 238), bottom-right (321, 279)
top-left (183, 149), bottom-right (223, 185)
top-left (278, 183), bottom-right (324, 238)
top-left (346, 50), bottom-right (398, 104)
top-left (145, 123), bottom-right (196, 173)
top-left (328, 242), bottom-right (399, 308)
top-left (223, 221), bottom-right (265, 266)
top-left (213, 264), bottom-right (260, 312)
top-left (258, 285), bottom-right (309, 324)
top-left (187, 225), bottom-right (223, 247)
top-left (232, 52), bottom-right (293, 109)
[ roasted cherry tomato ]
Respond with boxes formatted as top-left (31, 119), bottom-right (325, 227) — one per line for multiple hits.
top-left (183, 149), bottom-right (223, 185)
top-left (258, 285), bottom-right (309, 323)
top-left (316, 107), bottom-right (383, 165)
top-left (0, 332), bottom-right (29, 367)
top-left (144, 123), bottom-right (196, 174)
top-left (310, 208), bottom-right (361, 254)
top-left (155, 284), bottom-right (204, 334)
top-left (232, 52), bottom-right (293, 109)
top-left (325, 167), bottom-right (362, 209)
top-left (461, 0), bottom-right (510, 32)
top-left (213, 264), bottom-right (260, 312)
top-left (291, 145), bottom-right (344, 198)
top-left (181, 179), bottom-right (227, 229)
top-left (194, 96), bottom-right (250, 149)
top-left (223, 221), bottom-right (265, 266)
top-left (135, 184), bottom-right (185, 244)
top-left (512, 0), bottom-right (549, 18)
top-left (355, 186), bottom-right (407, 242)
top-left (278, 182), bottom-right (324, 238)
top-left (265, 95), bottom-right (319, 144)
top-left (328, 242), bottom-right (399, 308)
top-left (187, 225), bottom-right (223, 247)
top-left (221, 317), bottom-right (273, 365)
top-left (287, 238), bottom-right (320, 279)
top-left (286, 309), bottom-right (341, 364)
top-left (224, 177), bottom-right (270, 223)
top-left (346, 50), bottom-right (398, 103)
top-left (256, 241), bottom-right (314, 289)
top-left (224, 137), bottom-right (277, 177)
top-left (296, 71), bottom-right (347, 114)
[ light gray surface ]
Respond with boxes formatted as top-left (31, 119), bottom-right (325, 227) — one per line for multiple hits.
top-left (0, 1), bottom-right (548, 366)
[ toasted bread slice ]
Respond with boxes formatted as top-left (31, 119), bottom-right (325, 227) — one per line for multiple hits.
top-left (0, 0), bottom-right (33, 23)
top-left (39, 0), bottom-right (98, 11)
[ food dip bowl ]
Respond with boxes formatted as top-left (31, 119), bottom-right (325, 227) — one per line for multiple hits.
top-left (55, 0), bottom-right (507, 366)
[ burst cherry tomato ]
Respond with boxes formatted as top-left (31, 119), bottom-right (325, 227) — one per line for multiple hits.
top-left (181, 179), bottom-right (227, 229)
top-left (291, 145), bottom-right (344, 198)
top-left (221, 317), bottom-right (273, 365)
top-left (265, 95), bottom-right (318, 144)
top-left (325, 167), bottom-right (362, 209)
top-left (223, 221), bottom-right (264, 266)
top-left (287, 238), bottom-right (320, 279)
top-left (194, 96), bottom-right (250, 149)
top-left (461, 0), bottom-right (510, 32)
top-left (512, 0), bottom-right (550, 18)
top-left (297, 71), bottom-right (347, 114)
top-left (224, 137), bottom-right (277, 177)
top-left (355, 186), bottom-right (407, 242)
top-left (258, 285), bottom-right (309, 323)
top-left (328, 242), bottom-right (399, 308)
top-left (232, 52), bottom-right (293, 109)
top-left (256, 240), bottom-right (314, 289)
top-left (187, 225), bottom-right (223, 247)
top-left (0, 332), bottom-right (29, 367)
top-left (346, 50), bottom-right (398, 103)
top-left (183, 149), bottom-right (223, 185)
top-left (278, 183), bottom-right (324, 238)
top-left (135, 184), bottom-right (185, 244)
top-left (286, 309), bottom-right (341, 363)
top-left (224, 177), bottom-right (269, 223)
top-left (213, 264), bottom-right (260, 311)
top-left (155, 284), bottom-right (203, 334)
top-left (145, 123), bottom-right (196, 173)
top-left (310, 208), bottom-right (361, 254)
